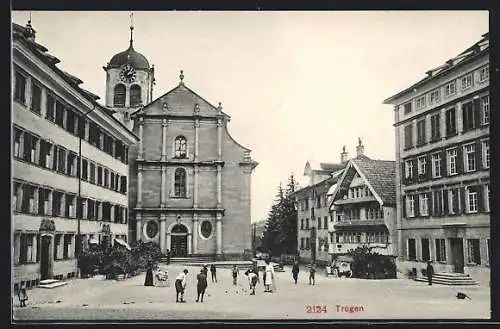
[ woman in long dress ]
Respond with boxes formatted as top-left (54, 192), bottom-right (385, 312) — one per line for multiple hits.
top-left (144, 263), bottom-right (154, 286)
top-left (264, 260), bottom-right (275, 292)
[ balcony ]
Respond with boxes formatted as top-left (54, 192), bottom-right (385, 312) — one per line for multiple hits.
top-left (334, 218), bottom-right (386, 230)
top-left (333, 196), bottom-right (378, 205)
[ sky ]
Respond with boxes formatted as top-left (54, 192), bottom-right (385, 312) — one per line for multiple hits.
top-left (12, 11), bottom-right (489, 223)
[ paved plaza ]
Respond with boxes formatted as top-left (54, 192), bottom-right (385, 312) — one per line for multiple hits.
top-left (13, 264), bottom-right (490, 321)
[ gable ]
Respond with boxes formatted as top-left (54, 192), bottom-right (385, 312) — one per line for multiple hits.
top-left (132, 84), bottom-right (229, 118)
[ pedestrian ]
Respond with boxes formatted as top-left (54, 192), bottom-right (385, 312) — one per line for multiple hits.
top-left (210, 263), bottom-right (217, 283)
top-left (309, 263), bottom-right (316, 285)
top-left (202, 264), bottom-right (209, 276)
top-left (166, 249), bottom-right (171, 265)
top-left (196, 268), bottom-right (208, 303)
top-left (144, 263), bottom-right (154, 286)
top-left (232, 265), bottom-right (239, 286)
top-left (426, 260), bottom-right (434, 286)
top-left (292, 260), bottom-right (300, 284)
top-left (175, 269), bottom-right (189, 303)
top-left (245, 269), bottom-right (258, 295)
top-left (17, 284), bottom-right (28, 307)
top-left (263, 260), bottom-right (275, 292)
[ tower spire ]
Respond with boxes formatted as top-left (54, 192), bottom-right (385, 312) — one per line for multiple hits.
top-left (129, 12), bottom-right (134, 48)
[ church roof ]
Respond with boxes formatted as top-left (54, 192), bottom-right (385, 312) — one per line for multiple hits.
top-left (108, 44), bottom-right (150, 69)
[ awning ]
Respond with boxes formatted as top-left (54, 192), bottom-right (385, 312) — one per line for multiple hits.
top-left (114, 238), bottom-right (131, 251)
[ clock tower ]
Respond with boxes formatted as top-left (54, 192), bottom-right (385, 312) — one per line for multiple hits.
top-left (104, 21), bottom-right (154, 130)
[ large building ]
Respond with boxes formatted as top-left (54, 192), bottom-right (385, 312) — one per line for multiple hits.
top-left (12, 21), bottom-right (138, 289)
top-left (292, 147), bottom-right (347, 265)
top-left (104, 26), bottom-right (258, 259)
top-left (383, 33), bottom-right (490, 280)
top-left (328, 141), bottom-right (397, 258)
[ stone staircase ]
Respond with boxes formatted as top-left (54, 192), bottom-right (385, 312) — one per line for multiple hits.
top-left (38, 279), bottom-right (68, 289)
top-left (160, 256), bottom-right (215, 264)
top-left (415, 272), bottom-right (479, 286)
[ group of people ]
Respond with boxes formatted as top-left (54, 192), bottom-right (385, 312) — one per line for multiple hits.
top-left (144, 258), bottom-right (322, 303)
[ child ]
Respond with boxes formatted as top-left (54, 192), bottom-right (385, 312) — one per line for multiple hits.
top-left (245, 269), bottom-right (258, 295)
top-left (210, 264), bottom-right (217, 283)
top-left (175, 269), bottom-right (189, 303)
top-left (196, 269), bottom-right (208, 303)
top-left (232, 265), bottom-right (239, 286)
top-left (18, 284), bottom-right (28, 307)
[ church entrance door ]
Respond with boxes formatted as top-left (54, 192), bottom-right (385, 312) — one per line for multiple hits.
top-left (170, 224), bottom-right (188, 257)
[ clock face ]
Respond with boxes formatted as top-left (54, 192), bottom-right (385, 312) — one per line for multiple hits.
top-left (119, 64), bottom-right (136, 83)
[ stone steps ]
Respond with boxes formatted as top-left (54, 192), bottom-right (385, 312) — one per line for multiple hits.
top-left (415, 272), bottom-right (479, 286)
top-left (38, 279), bottom-right (68, 289)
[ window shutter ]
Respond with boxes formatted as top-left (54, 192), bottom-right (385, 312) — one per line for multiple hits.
top-left (475, 140), bottom-right (483, 170)
top-left (426, 155), bottom-right (432, 180)
top-left (456, 146), bottom-right (464, 174)
top-left (412, 159), bottom-right (417, 181)
top-left (441, 150), bottom-right (447, 177)
top-left (443, 189), bottom-right (449, 215)
top-left (473, 99), bottom-right (481, 129)
top-left (402, 195), bottom-right (407, 218)
top-left (476, 185), bottom-right (484, 213)
top-left (414, 194), bottom-right (420, 217)
top-left (462, 106), bottom-right (468, 132)
top-left (401, 163), bottom-right (407, 185)
top-left (428, 191), bottom-right (434, 217)
top-left (459, 186), bottom-right (466, 214)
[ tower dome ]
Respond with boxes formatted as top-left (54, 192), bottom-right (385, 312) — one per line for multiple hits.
top-left (108, 45), bottom-right (150, 69)
top-left (107, 24), bottom-right (150, 69)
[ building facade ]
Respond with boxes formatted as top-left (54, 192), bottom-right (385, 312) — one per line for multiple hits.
top-left (383, 33), bottom-right (490, 279)
top-left (292, 148), bottom-right (347, 265)
top-left (12, 22), bottom-right (139, 289)
top-left (104, 27), bottom-right (258, 259)
top-left (328, 142), bottom-right (397, 258)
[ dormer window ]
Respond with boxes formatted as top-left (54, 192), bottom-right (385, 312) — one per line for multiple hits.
top-left (175, 136), bottom-right (187, 158)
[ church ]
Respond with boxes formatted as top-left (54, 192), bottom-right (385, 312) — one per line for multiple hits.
top-left (103, 24), bottom-right (258, 260)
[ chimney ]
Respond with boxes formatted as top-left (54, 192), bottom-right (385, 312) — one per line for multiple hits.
top-left (356, 138), bottom-right (365, 157)
top-left (340, 145), bottom-right (348, 163)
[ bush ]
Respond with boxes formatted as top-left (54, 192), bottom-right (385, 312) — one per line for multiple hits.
top-left (130, 241), bottom-right (163, 271)
top-left (347, 245), bottom-right (396, 279)
top-left (78, 248), bottom-right (104, 278)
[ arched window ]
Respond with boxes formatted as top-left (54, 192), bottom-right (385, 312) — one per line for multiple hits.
top-left (113, 84), bottom-right (126, 107)
top-left (174, 168), bottom-right (187, 197)
top-left (175, 136), bottom-right (187, 158)
top-left (130, 85), bottom-right (142, 107)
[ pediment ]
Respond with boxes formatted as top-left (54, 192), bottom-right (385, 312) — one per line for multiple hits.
top-left (132, 84), bottom-right (228, 118)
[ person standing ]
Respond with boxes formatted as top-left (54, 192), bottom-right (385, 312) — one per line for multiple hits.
top-left (309, 263), bottom-right (316, 285)
top-left (292, 260), bottom-right (300, 284)
top-left (144, 263), bottom-right (154, 286)
top-left (426, 261), bottom-right (434, 286)
top-left (210, 263), bottom-right (217, 283)
top-left (263, 260), bottom-right (275, 292)
top-left (175, 269), bottom-right (189, 303)
top-left (166, 249), bottom-right (171, 265)
top-left (202, 264), bottom-right (209, 276)
top-left (196, 269), bottom-right (208, 302)
top-left (245, 269), bottom-right (258, 295)
top-left (17, 284), bottom-right (28, 307)
top-left (232, 265), bottom-right (239, 286)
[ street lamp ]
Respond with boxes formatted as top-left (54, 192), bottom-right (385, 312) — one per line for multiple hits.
top-left (76, 105), bottom-right (97, 277)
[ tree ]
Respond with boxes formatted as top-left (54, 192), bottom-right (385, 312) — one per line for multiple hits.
top-left (261, 173), bottom-right (299, 256)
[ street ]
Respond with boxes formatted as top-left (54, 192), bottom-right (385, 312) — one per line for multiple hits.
top-left (13, 264), bottom-right (490, 320)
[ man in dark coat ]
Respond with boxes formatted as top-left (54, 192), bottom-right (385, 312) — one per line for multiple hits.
top-left (426, 261), bottom-right (434, 286)
top-left (210, 263), bottom-right (217, 283)
top-left (196, 269), bottom-right (208, 302)
top-left (292, 260), bottom-right (300, 284)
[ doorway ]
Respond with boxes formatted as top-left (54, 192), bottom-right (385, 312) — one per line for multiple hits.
top-left (40, 235), bottom-right (52, 280)
top-left (449, 238), bottom-right (464, 273)
top-left (170, 224), bottom-right (188, 257)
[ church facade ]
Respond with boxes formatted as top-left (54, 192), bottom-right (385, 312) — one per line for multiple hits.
top-left (104, 27), bottom-right (258, 259)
